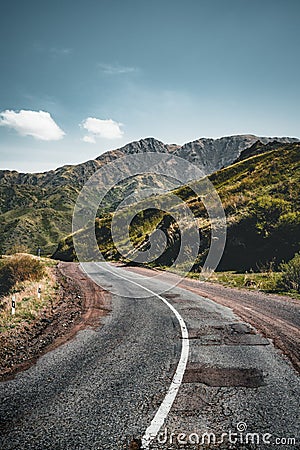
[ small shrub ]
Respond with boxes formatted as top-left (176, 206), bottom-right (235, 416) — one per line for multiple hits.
top-left (249, 196), bottom-right (291, 237)
top-left (0, 255), bottom-right (45, 296)
top-left (6, 244), bottom-right (30, 255)
top-left (279, 253), bottom-right (300, 293)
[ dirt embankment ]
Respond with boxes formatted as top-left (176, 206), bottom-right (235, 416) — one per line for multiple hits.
top-left (0, 262), bottom-right (111, 381)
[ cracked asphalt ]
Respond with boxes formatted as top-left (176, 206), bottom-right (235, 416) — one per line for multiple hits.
top-left (0, 263), bottom-right (299, 449)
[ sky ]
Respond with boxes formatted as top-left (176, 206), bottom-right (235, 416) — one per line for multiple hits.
top-left (0, 0), bottom-right (299, 172)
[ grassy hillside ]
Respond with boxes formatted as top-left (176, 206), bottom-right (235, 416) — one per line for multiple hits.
top-left (53, 142), bottom-right (300, 272)
top-left (210, 142), bottom-right (300, 270)
top-left (0, 185), bottom-right (79, 255)
top-left (0, 171), bottom-right (176, 256)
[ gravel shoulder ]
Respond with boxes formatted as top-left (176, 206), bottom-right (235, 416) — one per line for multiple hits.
top-left (0, 262), bottom-right (111, 381)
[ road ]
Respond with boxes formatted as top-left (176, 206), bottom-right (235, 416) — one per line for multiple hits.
top-left (126, 265), bottom-right (300, 374)
top-left (0, 262), bottom-right (299, 449)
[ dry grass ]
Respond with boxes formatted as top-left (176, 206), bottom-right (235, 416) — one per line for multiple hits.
top-left (0, 264), bottom-right (58, 333)
top-left (207, 270), bottom-right (281, 291)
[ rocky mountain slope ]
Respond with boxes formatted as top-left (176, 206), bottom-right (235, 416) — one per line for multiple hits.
top-left (54, 141), bottom-right (300, 271)
top-left (174, 134), bottom-right (298, 173)
top-left (1, 135), bottom-right (297, 188)
top-left (0, 135), bottom-right (298, 255)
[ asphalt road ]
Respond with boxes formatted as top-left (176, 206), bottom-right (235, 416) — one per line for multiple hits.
top-left (0, 263), bottom-right (299, 449)
top-left (127, 266), bottom-right (300, 374)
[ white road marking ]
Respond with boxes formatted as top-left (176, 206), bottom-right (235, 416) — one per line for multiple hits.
top-left (92, 262), bottom-right (189, 449)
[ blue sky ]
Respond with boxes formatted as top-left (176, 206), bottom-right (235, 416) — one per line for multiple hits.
top-left (0, 0), bottom-right (299, 172)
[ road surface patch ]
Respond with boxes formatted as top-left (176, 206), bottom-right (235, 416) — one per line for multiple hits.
top-left (183, 365), bottom-right (265, 387)
top-left (187, 323), bottom-right (270, 346)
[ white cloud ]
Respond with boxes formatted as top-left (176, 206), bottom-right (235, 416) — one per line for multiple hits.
top-left (98, 63), bottom-right (137, 75)
top-left (82, 135), bottom-right (96, 144)
top-left (81, 117), bottom-right (123, 140)
top-left (0, 109), bottom-right (65, 141)
top-left (50, 47), bottom-right (73, 56)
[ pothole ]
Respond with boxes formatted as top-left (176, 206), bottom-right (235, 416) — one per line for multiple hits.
top-left (183, 365), bottom-right (265, 387)
top-left (229, 323), bottom-right (255, 334)
top-left (128, 438), bottom-right (142, 449)
top-left (224, 334), bottom-right (269, 345)
top-left (164, 293), bottom-right (180, 299)
top-left (188, 323), bottom-right (268, 345)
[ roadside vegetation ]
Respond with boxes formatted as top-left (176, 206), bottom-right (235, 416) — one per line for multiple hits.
top-left (158, 262), bottom-right (300, 297)
top-left (0, 254), bottom-right (58, 333)
top-left (187, 269), bottom-right (284, 292)
top-left (185, 265), bottom-right (278, 289)
top-left (278, 252), bottom-right (300, 294)
top-left (0, 254), bottom-right (45, 296)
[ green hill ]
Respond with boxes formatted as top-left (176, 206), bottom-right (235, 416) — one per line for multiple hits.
top-left (0, 184), bottom-right (79, 255)
top-left (53, 142), bottom-right (300, 272)
top-left (203, 142), bottom-right (300, 270)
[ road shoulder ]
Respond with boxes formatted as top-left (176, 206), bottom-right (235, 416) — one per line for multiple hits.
top-left (0, 262), bottom-right (111, 382)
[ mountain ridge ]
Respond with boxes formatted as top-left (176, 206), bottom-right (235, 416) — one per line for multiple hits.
top-left (0, 135), bottom-right (298, 255)
top-left (1, 134), bottom-right (298, 185)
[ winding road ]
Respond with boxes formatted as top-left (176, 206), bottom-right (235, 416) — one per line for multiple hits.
top-left (0, 263), bottom-right (299, 449)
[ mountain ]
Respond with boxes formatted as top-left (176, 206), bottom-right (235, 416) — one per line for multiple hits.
top-left (0, 135), bottom-right (298, 255)
top-left (175, 134), bottom-right (298, 173)
top-left (54, 141), bottom-right (300, 272)
top-left (235, 139), bottom-right (287, 162)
